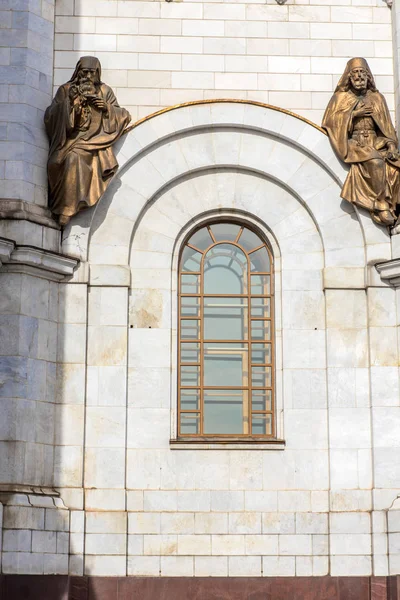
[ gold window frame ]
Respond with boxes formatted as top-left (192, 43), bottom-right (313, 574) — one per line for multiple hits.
top-left (178, 222), bottom-right (275, 441)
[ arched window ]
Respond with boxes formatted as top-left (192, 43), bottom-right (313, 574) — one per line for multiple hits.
top-left (178, 222), bottom-right (274, 439)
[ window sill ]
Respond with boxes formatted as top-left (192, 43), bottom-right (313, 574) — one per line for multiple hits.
top-left (170, 438), bottom-right (285, 450)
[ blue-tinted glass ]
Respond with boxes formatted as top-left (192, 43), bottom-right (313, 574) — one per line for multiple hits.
top-left (204, 244), bottom-right (247, 294)
top-left (210, 223), bottom-right (241, 242)
top-left (187, 226), bottom-right (213, 251)
top-left (181, 246), bottom-right (202, 272)
top-left (204, 297), bottom-right (248, 340)
top-left (204, 343), bottom-right (248, 387)
top-left (204, 390), bottom-right (245, 434)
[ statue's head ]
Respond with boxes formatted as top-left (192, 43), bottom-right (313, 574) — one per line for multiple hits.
top-left (69, 56), bottom-right (102, 93)
top-left (335, 57), bottom-right (376, 93)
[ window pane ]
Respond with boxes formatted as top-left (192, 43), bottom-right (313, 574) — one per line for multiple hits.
top-left (251, 320), bottom-right (271, 340)
top-left (252, 389), bottom-right (272, 412)
top-left (180, 390), bottom-right (200, 410)
top-left (237, 227), bottom-right (263, 252)
top-left (187, 227), bottom-right (213, 251)
top-left (251, 274), bottom-right (271, 295)
top-left (204, 297), bottom-right (248, 340)
top-left (252, 414), bottom-right (272, 435)
top-left (250, 247), bottom-right (270, 272)
top-left (252, 366), bottom-right (272, 388)
top-left (181, 246), bottom-right (202, 272)
top-left (204, 343), bottom-right (248, 387)
top-left (204, 390), bottom-right (246, 434)
top-left (180, 412), bottom-right (200, 434)
top-left (251, 343), bottom-right (272, 365)
top-left (210, 223), bottom-right (241, 242)
top-left (251, 297), bottom-right (271, 318)
top-left (181, 365), bottom-right (200, 386)
top-left (181, 296), bottom-right (200, 317)
top-left (181, 274), bottom-right (200, 294)
top-left (181, 343), bottom-right (200, 363)
top-left (181, 319), bottom-right (200, 340)
top-left (204, 244), bottom-right (247, 294)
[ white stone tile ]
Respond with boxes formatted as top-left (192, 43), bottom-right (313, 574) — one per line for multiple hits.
top-left (311, 491), bottom-right (329, 513)
top-left (245, 492), bottom-right (278, 512)
top-left (295, 513), bottom-right (328, 534)
top-left (229, 514), bottom-right (261, 535)
top-left (85, 489), bottom-right (126, 512)
top-left (374, 448), bottom-right (400, 488)
top-left (329, 408), bottom-right (371, 449)
top-left (177, 491), bottom-right (210, 512)
top-left (85, 555), bottom-right (126, 576)
top-left (296, 556), bottom-right (312, 576)
top-left (86, 512), bottom-right (127, 534)
top-left (330, 490), bottom-right (372, 512)
top-left (284, 410), bottom-right (328, 450)
top-left (328, 368), bottom-right (369, 408)
top-left (211, 491), bottom-right (244, 512)
top-left (195, 513), bottom-right (228, 534)
top-left (87, 326), bottom-right (127, 367)
top-left (369, 327), bottom-right (398, 367)
top-left (126, 449), bottom-right (161, 490)
top-left (195, 556), bottom-right (228, 576)
top-left (283, 369), bottom-right (327, 410)
top-left (86, 406), bottom-right (126, 448)
top-left (128, 556), bottom-right (160, 576)
top-left (331, 533), bottom-right (372, 555)
top-left (282, 330), bottom-right (326, 369)
top-left (3, 530), bottom-right (32, 552)
top-left (161, 513), bottom-right (194, 535)
top-left (278, 492), bottom-right (311, 513)
top-left (229, 555), bottom-right (261, 576)
top-left (144, 491), bottom-right (178, 512)
top-left (212, 535), bottom-right (245, 555)
top-left (128, 534), bottom-right (143, 556)
top-left (160, 556), bottom-right (194, 576)
top-left (144, 534), bottom-right (178, 556)
top-left (84, 448), bottom-right (125, 488)
top-left (177, 534), bottom-right (211, 555)
top-left (86, 533), bottom-right (126, 555)
top-left (126, 492), bottom-right (144, 512)
top-left (327, 329), bottom-right (368, 368)
top-left (127, 408), bottom-right (169, 449)
top-left (262, 556), bottom-right (295, 576)
top-left (326, 290), bottom-right (367, 329)
top-left (32, 531), bottom-right (57, 554)
top-left (262, 513), bottom-right (295, 534)
top-left (279, 534), bottom-right (312, 555)
top-left (371, 367), bottom-right (400, 407)
top-left (229, 453), bottom-right (263, 490)
top-left (245, 534), bottom-right (278, 555)
top-left (128, 513), bottom-right (160, 535)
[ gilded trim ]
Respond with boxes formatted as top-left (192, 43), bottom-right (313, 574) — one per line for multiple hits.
top-left (123, 98), bottom-right (326, 136)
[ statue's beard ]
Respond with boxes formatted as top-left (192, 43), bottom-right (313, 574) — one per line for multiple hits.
top-left (77, 76), bottom-right (98, 97)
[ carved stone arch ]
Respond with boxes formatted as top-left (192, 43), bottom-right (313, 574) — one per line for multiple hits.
top-left (62, 100), bottom-right (391, 275)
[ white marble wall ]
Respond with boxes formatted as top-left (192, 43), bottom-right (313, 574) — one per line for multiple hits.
top-left (0, 0), bottom-right (54, 207)
top-left (2, 102), bottom-right (400, 578)
top-left (53, 0), bottom-right (394, 124)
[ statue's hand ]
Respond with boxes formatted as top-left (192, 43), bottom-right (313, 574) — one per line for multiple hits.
top-left (69, 85), bottom-right (79, 102)
top-left (387, 143), bottom-right (400, 161)
top-left (353, 103), bottom-right (373, 118)
top-left (89, 97), bottom-right (108, 112)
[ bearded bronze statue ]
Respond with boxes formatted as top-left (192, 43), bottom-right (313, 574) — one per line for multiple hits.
top-left (44, 56), bottom-right (131, 226)
top-left (322, 57), bottom-right (400, 228)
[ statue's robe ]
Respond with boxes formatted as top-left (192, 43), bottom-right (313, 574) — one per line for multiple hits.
top-left (44, 83), bottom-right (130, 220)
top-left (322, 88), bottom-right (400, 224)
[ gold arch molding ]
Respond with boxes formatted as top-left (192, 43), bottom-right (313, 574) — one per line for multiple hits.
top-left (124, 98), bottom-right (326, 136)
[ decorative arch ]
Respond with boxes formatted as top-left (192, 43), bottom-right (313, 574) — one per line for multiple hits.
top-left (62, 100), bottom-right (391, 273)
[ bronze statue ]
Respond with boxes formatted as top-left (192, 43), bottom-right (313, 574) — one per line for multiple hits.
top-left (44, 56), bottom-right (131, 226)
top-left (322, 57), bottom-right (400, 227)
